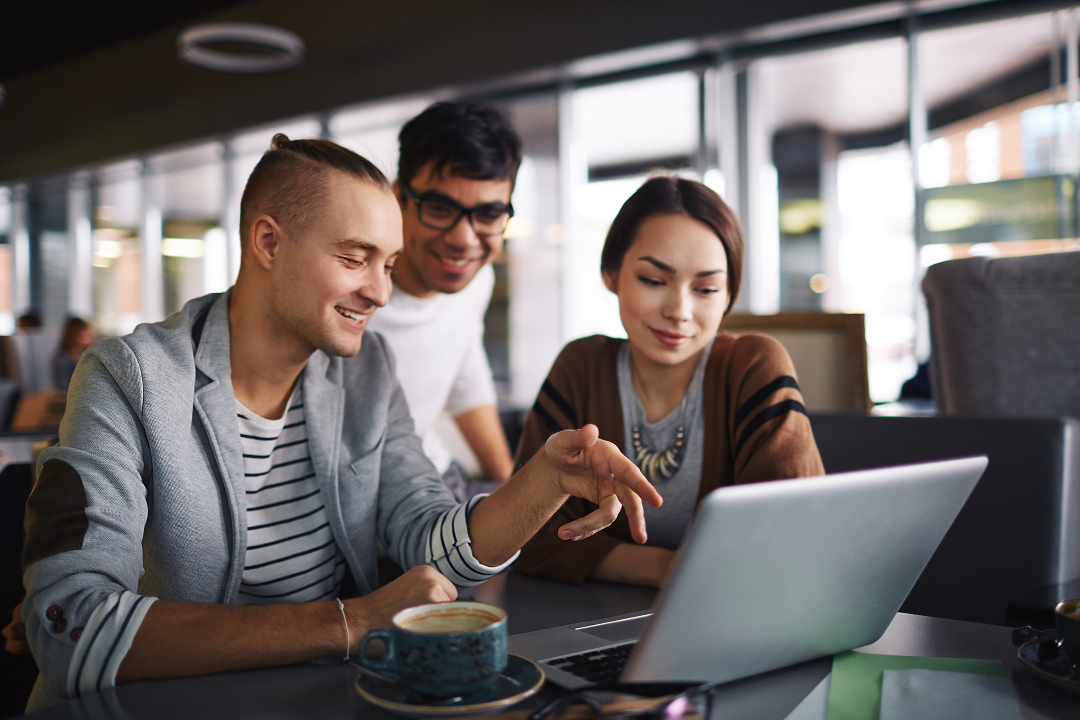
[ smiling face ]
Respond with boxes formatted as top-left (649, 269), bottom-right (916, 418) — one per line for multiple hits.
top-left (604, 213), bottom-right (730, 373)
top-left (393, 163), bottom-right (513, 298)
top-left (268, 172), bottom-right (403, 358)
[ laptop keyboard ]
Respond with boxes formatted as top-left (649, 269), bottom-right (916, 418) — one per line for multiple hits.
top-left (543, 643), bottom-right (637, 684)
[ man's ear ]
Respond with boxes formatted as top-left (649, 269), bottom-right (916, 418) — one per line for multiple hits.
top-left (602, 268), bottom-right (620, 294)
top-left (248, 215), bottom-right (283, 272)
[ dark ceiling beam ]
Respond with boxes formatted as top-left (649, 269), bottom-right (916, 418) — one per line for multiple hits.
top-left (0, 0), bottom-right (884, 182)
top-left (0, 1), bottom-right (247, 81)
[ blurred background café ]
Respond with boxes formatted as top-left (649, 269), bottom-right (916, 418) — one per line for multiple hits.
top-left (3, 0), bottom-right (1080, 426)
top-left (1, 0), bottom-right (1079, 668)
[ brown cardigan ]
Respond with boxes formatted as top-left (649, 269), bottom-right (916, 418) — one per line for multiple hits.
top-left (513, 332), bottom-right (824, 584)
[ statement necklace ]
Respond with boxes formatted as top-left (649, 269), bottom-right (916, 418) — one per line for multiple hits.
top-left (630, 392), bottom-right (689, 483)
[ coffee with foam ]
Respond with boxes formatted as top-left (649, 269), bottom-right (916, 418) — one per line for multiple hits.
top-left (358, 601), bottom-right (508, 699)
top-left (399, 610), bottom-right (495, 634)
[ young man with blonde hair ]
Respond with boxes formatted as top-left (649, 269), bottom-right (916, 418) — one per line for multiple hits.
top-left (9, 135), bottom-right (660, 708)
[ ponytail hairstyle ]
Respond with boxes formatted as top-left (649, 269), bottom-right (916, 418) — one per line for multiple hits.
top-left (239, 134), bottom-right (390, 247)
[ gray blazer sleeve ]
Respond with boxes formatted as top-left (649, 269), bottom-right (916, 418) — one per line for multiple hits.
top-left (367, 331), bottom-right (455, 568)
top-left (22, 341), bottom-right (156, 696)
top-left (363, 333), bottom-right (516, 583)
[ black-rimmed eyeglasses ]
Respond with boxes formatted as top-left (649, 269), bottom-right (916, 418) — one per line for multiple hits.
top-left (528, 681), bottom-right (720, 720)
top-left (401, 183), bottom-right (514, 238)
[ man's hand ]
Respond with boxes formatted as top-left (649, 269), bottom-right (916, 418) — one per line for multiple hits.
top-left (347, 565), bottom-right (457, 639)
top-left (467, 424), bottom-right (662, 567)
top-left (543, 425), bottom-right (662, 545)
top-left (3, 603), bottom-right (29, 656)
top-left (119, 566), bottom-right (458, 683)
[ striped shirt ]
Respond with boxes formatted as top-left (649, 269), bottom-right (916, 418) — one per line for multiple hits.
top-left (234, 385), bottom-right (517, 600)
top-left (237, 386), bottom-right (347, 604)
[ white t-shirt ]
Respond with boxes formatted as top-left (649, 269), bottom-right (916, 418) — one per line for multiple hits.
top-left (367, 263), bottom-right (498, 473)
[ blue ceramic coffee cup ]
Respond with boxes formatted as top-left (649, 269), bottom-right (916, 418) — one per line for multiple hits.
top-left (357, 601), bottom-right (508, 699)
top-left (1055, 599), bottom-right (1080, 662)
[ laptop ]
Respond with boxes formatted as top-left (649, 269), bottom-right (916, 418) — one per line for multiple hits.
top-left (509, 456), bottom-right (987, 688)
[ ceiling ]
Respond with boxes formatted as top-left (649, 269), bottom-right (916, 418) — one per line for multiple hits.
top-left (0, 0), bottom-right (1050, 182)
top-left (763, 11), bottom-right (1054, 135)
top-left (0, 1), bottom-right (246, 82)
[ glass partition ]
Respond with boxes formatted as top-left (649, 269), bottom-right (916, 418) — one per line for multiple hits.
top-left (36, 177), bottom-right (70, 328)
top-left (918, 11), bottom-right (1075, 266)
top-left (745, 36), bottom-right (913, 402)
top-left (564, 71), bottom-right (701, 344)
top-left (93, 161), bottom-right (143, 335)
top-left (331, 97), bottom-right (435, 180)
top-left (6, 1), bottom-right (1075, 412)
top-left (494, 93), bottom-right (563, 408)
top-left (148, 143), bottom-right (226, 317)
top-left (0, 187), bottom-right (12, 333)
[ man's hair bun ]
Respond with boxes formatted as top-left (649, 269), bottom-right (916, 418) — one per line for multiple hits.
top-left (239, 134), bottom-right (389, 251)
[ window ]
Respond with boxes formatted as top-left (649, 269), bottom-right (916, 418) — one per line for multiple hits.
top-left (148, 143), bottom-right (227, 317)
top-left (0, 187), bottom-right (13, 333)
top-left (737, 35), bottom-right (914, 401)
top-left (331, 97), bottom-right (435, 180)
top-left (494, 93), bottom-right (562, 408)
top-left (8, 1), bottom-right (1075, 413)
top-left (564, 72), bottom-right (701, 344)
top-left (918, 12), bottom-right (1077, 267)
top-left (94, 161), bottom-right (143, 335)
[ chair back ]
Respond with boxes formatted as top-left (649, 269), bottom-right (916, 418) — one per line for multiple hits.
top-left (922, 252), bottom-right (1080, 418)
top-left (722, 312), bottom-right (870, 413)
top-left (810, 413), bottom-right (1080, 626)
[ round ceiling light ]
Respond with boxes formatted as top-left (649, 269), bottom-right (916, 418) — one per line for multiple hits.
top-left (178, 22), bottom-right (305, 74)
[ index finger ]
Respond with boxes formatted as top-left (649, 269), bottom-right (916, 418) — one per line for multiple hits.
top-left (559, 493), bottom-right (624, 541)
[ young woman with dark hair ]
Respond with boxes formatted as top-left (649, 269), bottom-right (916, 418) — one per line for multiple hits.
top-left (515, 176), bottom-right (824, 587)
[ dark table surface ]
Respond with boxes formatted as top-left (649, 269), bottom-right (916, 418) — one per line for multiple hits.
top-left (23, 571), bottom-right (1080, 720)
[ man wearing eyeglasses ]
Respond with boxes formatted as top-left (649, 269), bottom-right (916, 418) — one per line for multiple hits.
top-left (368, 102), bottom-right (520, 497)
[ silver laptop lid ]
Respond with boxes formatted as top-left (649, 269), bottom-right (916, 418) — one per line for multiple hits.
top-left (624, 456), bottom-right (987, 683)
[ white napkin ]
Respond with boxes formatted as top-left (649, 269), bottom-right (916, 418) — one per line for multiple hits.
top-left (879, 669), bottom-right (1023, 720)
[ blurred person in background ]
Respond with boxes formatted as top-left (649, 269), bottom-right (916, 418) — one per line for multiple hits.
top-left (15, 311), bottom-right (42, 332)
top-left (52, 317), bottom-right (96, 391)
top-left (368, 102), bottom-right (521, 499)
top-left (515, 176), bottom-right (823, 588)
